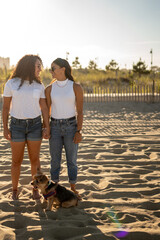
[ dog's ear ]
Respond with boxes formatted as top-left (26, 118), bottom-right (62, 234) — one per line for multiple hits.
top-left (36, 168), bottom-right (43, 176)
top-left (39, 175), bottom-right (48, 183)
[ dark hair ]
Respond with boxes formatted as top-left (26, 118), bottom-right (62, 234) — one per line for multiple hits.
top-left (52, 58), bottom-right (74, 82)
top-left (10, 54), bottom-right (43, 88)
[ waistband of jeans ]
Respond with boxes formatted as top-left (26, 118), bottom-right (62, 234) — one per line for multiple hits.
top-left (11, 115), bottom-right (41, 124)
top-left (51, 116), bottom-right (76, 122)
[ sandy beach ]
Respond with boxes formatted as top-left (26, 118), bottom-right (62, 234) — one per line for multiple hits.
top-left (0, 102), bottom-right (160, 240)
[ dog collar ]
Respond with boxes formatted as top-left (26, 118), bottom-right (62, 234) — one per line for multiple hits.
top-left (45, 180), bottom-right (52, 189)
top-left (45, 180), bottom-right (55, 190)
top-left (43, 190), bottom-right (56, 200)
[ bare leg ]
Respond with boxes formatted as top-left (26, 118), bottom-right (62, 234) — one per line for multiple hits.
top-left (10, 141), bottom-right (25, 192)
top-left (27, 140), bottom-right (42, 199)
top-left (27, 140), bottom-right (41, 177)
top-left (46, 198), bottom-right (54, 211)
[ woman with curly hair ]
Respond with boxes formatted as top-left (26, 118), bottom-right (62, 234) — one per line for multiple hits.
top-left (2, 54), bottom-right (50, 200)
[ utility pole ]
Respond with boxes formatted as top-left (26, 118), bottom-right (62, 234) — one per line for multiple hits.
top-left (150, 49), bottom-right (153, 70)
top-left (150, 49), bottom-right (154, 102)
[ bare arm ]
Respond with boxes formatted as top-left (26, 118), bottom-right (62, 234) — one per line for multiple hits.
top-left (39, 98), bottom-right (50, 139)
top-left (73, 83), bottom-right (83, 144)
top-left (2, 97), bottom-right (12, 140)
top-left (45, 85), bottom-right (52, 117)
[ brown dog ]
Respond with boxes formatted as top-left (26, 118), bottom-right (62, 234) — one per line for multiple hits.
top-left (31, 174), bottom-right (78, 210)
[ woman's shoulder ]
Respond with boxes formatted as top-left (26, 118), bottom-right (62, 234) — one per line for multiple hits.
top-left (8, 77), bottom-right (20, 82)
top-left (50, 79), bottom-right (57, 85)
top-left (45, 84), bottom-right (52, 94)
top-left (5, 78), bottom-right (20, 86)
top-left (73, 82), bottom-right (83, 90)
top-left (5, 79), bottom-right (12, 85)
top-left (46, 80), bottom-right (57, 90)
top-left (73, 82), bottom-right (83, 96)
top-left (68, 80), bottom-right (82, 88)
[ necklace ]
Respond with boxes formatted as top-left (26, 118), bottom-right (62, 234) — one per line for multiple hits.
top-left (56, 79), bottom-right (68, 88)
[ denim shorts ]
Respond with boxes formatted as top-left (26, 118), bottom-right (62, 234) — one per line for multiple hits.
top-left (10, 116), bottom-right (42, 142)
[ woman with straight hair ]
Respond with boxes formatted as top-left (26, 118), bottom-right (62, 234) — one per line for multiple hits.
top-left (2, 54), bottom-right (50, 200)
top-left (45, 58), bottom-right (83, 199)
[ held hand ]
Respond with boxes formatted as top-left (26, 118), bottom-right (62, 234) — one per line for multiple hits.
top-left (73, 131), bottom-right (82, 144)
top-left (3, 128), bottom-right (11, 141)
top-left (42, 127), bottom-right (50, 139)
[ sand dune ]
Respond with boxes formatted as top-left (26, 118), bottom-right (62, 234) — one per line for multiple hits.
top-left (0, 102), bottom-right (160, 240)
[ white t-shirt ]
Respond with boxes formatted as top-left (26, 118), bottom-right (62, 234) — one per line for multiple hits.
top-left (51, 79), bottom-right (76, 119)
top-left (3, 78), bottom-right (45, 119)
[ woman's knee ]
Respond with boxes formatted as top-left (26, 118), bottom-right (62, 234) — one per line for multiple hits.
top-left (30, 157), bottom-right (39, 166)
top-left (12, 159), bottom-right (23, 167)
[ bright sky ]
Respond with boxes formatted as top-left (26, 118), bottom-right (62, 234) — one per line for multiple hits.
top-left (0, 0), bottom-right (160, 69)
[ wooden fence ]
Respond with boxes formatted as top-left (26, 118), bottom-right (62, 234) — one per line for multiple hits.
top-left (0, 84), bottom-right (160, 130)
top-left (83, 85), bottom-right (160, 102)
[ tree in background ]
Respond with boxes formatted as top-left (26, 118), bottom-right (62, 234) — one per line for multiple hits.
top-left (88, 60), bottom-right (97, 70)
top-left (0, 67), bottom-right (13, 94)
top-left (132, 58), bottom-right (150, 77)
top-left (66, 52), bottom-right (69, 61)
top-left (72, 57), bottom-right (81, 69)
top-left (105, 60), bottom-right (119, 71)
top-left (151, 66), bottom-right (160, 73)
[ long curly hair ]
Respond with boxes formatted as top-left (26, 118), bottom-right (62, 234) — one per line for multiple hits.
top-left (10, 54), bottom-right (43, 88)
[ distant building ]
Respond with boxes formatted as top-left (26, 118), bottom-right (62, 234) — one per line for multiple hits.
top-left (0, 57), bottom-right (10, 69)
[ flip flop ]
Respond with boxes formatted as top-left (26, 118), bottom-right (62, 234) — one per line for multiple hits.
top-left (72, 189), bottom-right (82, 200)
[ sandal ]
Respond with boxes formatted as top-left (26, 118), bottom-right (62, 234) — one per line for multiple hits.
top-left (12, 190), bottom-right (19, 200)
top-left (70, 186), bottom-right (82, 200)
top-left (32, 188), bottom-right (41, 200)
top-left (73, 190), bottom-right (82, 201)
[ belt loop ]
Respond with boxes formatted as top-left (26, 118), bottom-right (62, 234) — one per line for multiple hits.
top-left (66, 119), bottom-right (69, 126)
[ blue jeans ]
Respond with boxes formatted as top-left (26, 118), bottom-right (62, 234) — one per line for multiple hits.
top-left (10, 116), bottom-right (42, 142)
top-left (49, 117), bottom-right (78, 184)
